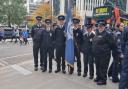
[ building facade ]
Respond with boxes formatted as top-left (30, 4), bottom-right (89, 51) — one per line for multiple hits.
top-left (76, 0), bottom-right (107, 17)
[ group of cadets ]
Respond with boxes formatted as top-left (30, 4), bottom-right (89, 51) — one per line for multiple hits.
top-left (31, 15), bottom-right (128, 88)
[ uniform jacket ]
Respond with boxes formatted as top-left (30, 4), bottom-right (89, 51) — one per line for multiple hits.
top-left (73, 28), bottom-right (83, 51)
top-left (92, 29), bottom-right (117, 54)
top-left (31, 24), bottom-right (44, 42)
top-left (41, 28), bottom-right (55, 48)
top-left (112, 30), bottom-right (123, 55)
top-left (82, 31), bottom-right (95, 54)
top-left (54, 25), bottom-right (66, 47)
top-left (121, 28), bottom-right (128, 55)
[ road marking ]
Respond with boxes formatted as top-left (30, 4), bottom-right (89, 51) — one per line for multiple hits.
top-left (0, 60), bottom-right (8, 65)
top-left (0, 47), bottom-right (11, 49)
top-left (0, 62), bottom-right (6, 66)
top-left (11, 64), bottom-right (32, 75)
top-left (0, 53), bottom-right (32, 60)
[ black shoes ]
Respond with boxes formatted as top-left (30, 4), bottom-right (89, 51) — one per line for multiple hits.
top-left (62, 70), bottom-right (66, 74)
top-left (97, 80), bottom-right (107, 85)
top-left (42, 69), bottom-right (47, 72)
top-left (112, 78), bottom-right (119, 83)
top-left (83, 73), bottom-right (87, 77)
top-left (34, 67), bottom-right (38, 71)
top-left (55, 69), bottom-right (61, 73)
top-left (89, 76), bottom-right (94, 80)
top-left (94, 78), bottom-right (100, 82)
top-left (55, 69), bottom-right (66, 74)
top-left (77, 72), bottom-right (81, 76)
top-left (40, 66), bottom-right (44, 70)
top-left (49, 70), bottom-right (52, 73)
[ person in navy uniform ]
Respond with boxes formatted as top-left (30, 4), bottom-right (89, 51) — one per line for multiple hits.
top-left (54, 15), bottom-right (66, 74)
top-left (108, 23), bottom-right (124, 83)
top-left (31, 16), bottom-right (44, 71)
top-left (82, 23), bottom-right (95, 79)
top-left (92, 20), bottom-right (119, 85)
top-left (41, 19), bottom-right (54, 73)
top-left (119, 26), bottom-right (128, 89)
top-left (69, 18), bottom-right (83, 76)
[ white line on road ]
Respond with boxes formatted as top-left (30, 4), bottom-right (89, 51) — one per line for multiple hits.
top-left (0, 62), bottom-right (6, 66)
top-left (0, 53), bottom-right (32, 60)
top-left (0, 47), bottom-right (12, 49)
top-left (11, 64), bottom-right (32, 75)
top-left (0, 60), bottom-right (8, 65)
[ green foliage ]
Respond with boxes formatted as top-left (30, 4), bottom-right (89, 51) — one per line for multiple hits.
top-left (0, 0), bottom-right (27, 26)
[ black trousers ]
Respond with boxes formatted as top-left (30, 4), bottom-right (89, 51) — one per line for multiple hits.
top-left (56, 46), bottom-right (65, 70)
top-left (23, 38), bottom-right (28, 44)
top-left (108, 60), bottom-right (120, 80)
top-left (94, 52), bottom-right (111, 82)
top-left (83, 53), bottom-right (94, 76)
top-left (74, 48), bottom-right (81, 73)
top-left (42, 47), bottom-right (53, 70)
top-left (69, 50), bottom-right (81, 73)
top-left (119, 55), bottom-right (128, 89)
top-left (33, 42), bottom-right (43, 67)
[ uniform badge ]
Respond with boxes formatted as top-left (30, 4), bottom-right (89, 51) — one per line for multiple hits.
top-left (98, 35), bottom-right (102, 38)
top-left (117, 39), bottom-right (120, 42)
top-left (50, 33), bottom-right (52, 37)
top-left (77, 33), bottom-right (79, 36)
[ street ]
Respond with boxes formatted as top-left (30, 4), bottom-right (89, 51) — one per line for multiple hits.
top-left (0, 41), bottom-right (118, 89)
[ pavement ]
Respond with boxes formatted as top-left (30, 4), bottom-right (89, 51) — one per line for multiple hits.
top-left (0, 41), bottom-right (118, 89)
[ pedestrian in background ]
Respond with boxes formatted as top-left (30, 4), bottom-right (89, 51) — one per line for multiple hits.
top-left (22, 29), bottom-right (29, 45)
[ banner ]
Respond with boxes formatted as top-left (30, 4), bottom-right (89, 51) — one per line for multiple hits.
top-left (120, 18), bottom-right (128, 26)
top-left (93, 6), bottom-right (113, 19)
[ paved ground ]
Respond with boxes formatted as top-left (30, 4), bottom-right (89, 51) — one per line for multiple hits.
top-left (0, 40), bottom-right (118, 89)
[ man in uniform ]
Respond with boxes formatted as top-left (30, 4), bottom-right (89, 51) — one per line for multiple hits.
top-left (92, 20), bottom-right (119, 85)
top-left (82, 23), bottom-right (95, 79)
top-left (69, 18), bottom-right (83, 76)
top-left (119, 26), bottom-right (128, 89)
top-left (41, 19), bottom-right (54, 73)
top-left (108, 23), bottom-right (124, 83)
top-left (54, 15), bottom-right (66, 74)
top-left (31, 16), bottom-right (44, 71)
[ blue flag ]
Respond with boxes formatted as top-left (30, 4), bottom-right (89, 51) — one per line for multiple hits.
top-left (65, 0), bottom-right (74, 67)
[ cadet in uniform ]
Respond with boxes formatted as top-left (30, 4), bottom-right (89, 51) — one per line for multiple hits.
top-left (69, 18), bottom-right (82, 76)
top-left (92, 20), bottom-right (118, 85)
top-left (31, 16), bottom-right (44, 71)
top-left (54, 15), bottom-right (66, 74)
top-left (108, 23), bottom-right (124, 83)
top-left (82, 23), bottom-right (95, 79)
top-left (41, 19), bottom-right (54, 73)
top-left (119, 26), bottom-right (128, 89)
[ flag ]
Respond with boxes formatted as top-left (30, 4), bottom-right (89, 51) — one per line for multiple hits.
top-left (114, 6), bottom-right (120, 24)
top-left (65, 0), bottom-right (74, 67)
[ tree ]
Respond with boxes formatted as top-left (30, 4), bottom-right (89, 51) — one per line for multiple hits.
top-left (0, 0), bottom-right (27, 27)
top-left (29, 2), bottom-right (53, 26)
